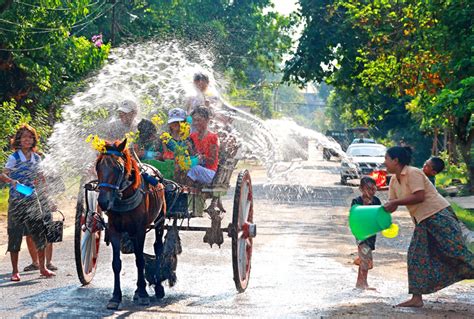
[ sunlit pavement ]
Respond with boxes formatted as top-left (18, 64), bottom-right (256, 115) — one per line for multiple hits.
top-left (0, 163), bottom-right (472, 318)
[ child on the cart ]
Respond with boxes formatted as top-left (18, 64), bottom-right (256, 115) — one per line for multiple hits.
top-left (133, 118), bottom-right (162, 160)
top-left (186, 106), bottom-right (219, 186)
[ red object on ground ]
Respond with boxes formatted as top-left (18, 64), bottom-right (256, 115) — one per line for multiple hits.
top-left (10, 273), bottom-right (20, 281)
top-left (369, 170), bottom-right (387, 188)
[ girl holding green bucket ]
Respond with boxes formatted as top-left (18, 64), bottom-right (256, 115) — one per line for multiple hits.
top-left (349, 177), bottom-right (382, 290)
top-left (383, 146), bottom-right (474, 308)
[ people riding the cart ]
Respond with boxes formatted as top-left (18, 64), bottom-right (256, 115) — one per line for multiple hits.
top-left (186, 106), bottom-right (219, 186)
top-left (107, 100), bottom-right (139, 140)
top-left (133, 118), bottom-right (162, 161)
top-left (159, 107), bottom-right (194, 183)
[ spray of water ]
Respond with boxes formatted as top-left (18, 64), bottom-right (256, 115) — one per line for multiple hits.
top-left (42, 40), bottom-right (345, 190)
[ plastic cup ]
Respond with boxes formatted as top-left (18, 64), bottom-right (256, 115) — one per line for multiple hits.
top-left (15, 183), bottom-right (34, 196)
top-left (349, 205), bottom-right (392, 240)
top-left (144, 150), bottom-right (157, 160)
top-left (190, 156), bottom-right (199, 167)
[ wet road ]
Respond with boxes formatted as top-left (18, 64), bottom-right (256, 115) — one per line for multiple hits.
top-left (0, 163), bottom-right (473, 318)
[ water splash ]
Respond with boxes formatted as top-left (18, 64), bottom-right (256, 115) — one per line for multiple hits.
top-left (42, 40), bottom-right (344, 187)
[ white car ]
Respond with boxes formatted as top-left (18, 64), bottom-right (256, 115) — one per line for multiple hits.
top-left (340, 143), bottom-right (387, 185)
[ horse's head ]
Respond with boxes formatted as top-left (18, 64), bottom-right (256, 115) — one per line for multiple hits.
top-left (96, 139), bottom-right (140, 211)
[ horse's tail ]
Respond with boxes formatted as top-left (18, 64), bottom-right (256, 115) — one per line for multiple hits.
top-left (146, 182), bottom-right (166, 224)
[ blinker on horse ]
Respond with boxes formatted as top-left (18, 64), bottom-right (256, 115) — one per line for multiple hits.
top-left (96, 139), bottom-right (168, 309)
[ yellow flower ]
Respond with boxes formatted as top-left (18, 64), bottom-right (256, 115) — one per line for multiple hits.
top-left (160, 132), bottom-right (172, 144)
top-left (124, 131), bottom-right (137, 146)
top-left (86, 134), bottom-right (106, 153)
top-left (179, 122), bottom-right (191, 140)
top-left (151, 114), bottom-right (164, 126)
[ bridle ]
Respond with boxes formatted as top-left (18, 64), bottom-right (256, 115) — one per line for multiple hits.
top-left (97, 150), bottom-right (133, 200)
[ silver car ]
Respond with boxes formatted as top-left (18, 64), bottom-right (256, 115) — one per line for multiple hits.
top-left (340, 143), bottom-right (387, 185)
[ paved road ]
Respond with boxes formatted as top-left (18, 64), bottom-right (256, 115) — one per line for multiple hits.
top-left (0, 161), bottom-right (473, 318)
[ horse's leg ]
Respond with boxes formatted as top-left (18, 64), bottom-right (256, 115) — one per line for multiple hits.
top-left (133, 231), bottom-right (150, 305)
top-left (107, 231), bottom-right (122, 310)
top-left (154, 221), bottom-right (165, 299)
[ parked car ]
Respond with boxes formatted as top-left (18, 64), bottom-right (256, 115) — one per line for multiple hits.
top-left (340, 143), bottom-right (387, 185)
top-left (351, 137), bottom-right (376, 144)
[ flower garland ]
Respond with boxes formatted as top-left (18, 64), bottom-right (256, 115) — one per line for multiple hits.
top-left (160, 122), bottom-right (192, 171)
top-left (151, 114), bottom-right (165, 127)
top-left (85, 134), bottom-right (106, 153)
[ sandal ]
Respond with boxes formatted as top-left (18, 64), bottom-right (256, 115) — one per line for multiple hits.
top-left (46, 263), bottom-right (58, 271)
top-left (40, 269), bottom-right (56, 278)
top-left (23, 263), bottom-right (40, 272)
top-left (10, 273), bottom-right (21, 282)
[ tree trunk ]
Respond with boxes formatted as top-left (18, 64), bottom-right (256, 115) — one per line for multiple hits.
top-left (432, 128), bottom-right (438, 155)
top-left (0, 0), bottom-right (13, 13)
top-left (447, 127), bottom-right (458, 164)
top-left (454, 115), bottom-right (474, 194)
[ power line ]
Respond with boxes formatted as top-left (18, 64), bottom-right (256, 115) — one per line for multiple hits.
top-left (0, 1), bottom-right (107, 33)
top-left (14, 0), bottom-right (101, 12)
top-left (0, 2), bottom-right (116, 52)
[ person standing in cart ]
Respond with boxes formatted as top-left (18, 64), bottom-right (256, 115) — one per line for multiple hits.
top-left (0, 124), bottom-right (56, 281)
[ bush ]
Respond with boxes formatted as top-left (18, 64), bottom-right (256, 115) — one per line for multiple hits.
top-left (435, 151), bottom-right (468, 188)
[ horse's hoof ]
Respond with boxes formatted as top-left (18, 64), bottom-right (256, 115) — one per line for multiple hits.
top-left (155, 285), bottom-right (165, 299)
top-left (106, 301), bottom-right (120, 310)
top-left (138, 296), bottom-right (150, 306)
top-left (133, 291), bottom-right (139, 301)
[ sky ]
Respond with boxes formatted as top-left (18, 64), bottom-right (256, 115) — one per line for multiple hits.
top-left (272, 0), bottom-right (299, 16)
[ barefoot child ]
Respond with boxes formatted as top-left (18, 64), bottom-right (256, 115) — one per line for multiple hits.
top-left (0, 124), bottom-right (56, 281)
top-left (422, 156), bottom-right (445, 186)
top-left (351, 176), bottom-right (381, 289)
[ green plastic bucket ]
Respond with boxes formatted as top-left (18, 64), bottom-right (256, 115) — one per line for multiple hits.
top-left (142, 159), bottom-right (175, 180)
top-left (349, 205), bottom-right (392, 240)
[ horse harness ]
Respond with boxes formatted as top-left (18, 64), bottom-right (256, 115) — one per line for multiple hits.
top-left (97, 150), bottom-right (162, 213)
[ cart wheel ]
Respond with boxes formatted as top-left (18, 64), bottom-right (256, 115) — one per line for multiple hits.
top-left (75, 182), bottom-right (102, 285)
top-left (231, 170), bottom-right (256, 293)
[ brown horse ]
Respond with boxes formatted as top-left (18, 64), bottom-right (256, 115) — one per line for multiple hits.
top-left (96, 139), bottom-right (167, 309)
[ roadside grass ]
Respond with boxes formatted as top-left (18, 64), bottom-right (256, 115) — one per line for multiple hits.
top-left (0, 188), bottom-right (8, 219)
top-left (452, 202), bottom-right (474, 230)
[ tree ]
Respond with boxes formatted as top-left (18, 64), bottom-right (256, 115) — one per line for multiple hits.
top-left (284, 0), bottom-right (474, 192)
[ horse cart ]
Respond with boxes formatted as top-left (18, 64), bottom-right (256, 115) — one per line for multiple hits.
top-left (74, 139), bottom-right (256, 307)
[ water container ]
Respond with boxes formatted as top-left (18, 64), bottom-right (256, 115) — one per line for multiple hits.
top-left (15, 183), bottom-right (34, 196)
top-left (349, 205), bottom-right (392, 240)
top-left (142, 159), bottom-right (175, 180)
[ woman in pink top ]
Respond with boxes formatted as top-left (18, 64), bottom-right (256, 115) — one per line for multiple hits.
top-left (383, 146), bottom-right (473, 308)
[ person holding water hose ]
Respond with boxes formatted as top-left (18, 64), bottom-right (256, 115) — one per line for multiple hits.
top-left (0, 124), bottom-right (56, 281)
top-left (383, 146), bottom-right (473, 307)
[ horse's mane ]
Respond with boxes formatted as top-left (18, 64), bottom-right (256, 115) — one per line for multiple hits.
top-left (97, 140), bottom-right (141, 190)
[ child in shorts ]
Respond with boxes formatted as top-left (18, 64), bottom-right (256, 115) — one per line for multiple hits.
top-left (351, 176), bottom-right (381, 289)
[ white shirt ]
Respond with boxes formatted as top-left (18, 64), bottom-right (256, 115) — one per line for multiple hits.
top-left (5, 150), bottom-right (39, 169)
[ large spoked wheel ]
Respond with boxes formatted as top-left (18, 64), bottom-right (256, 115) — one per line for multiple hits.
top-left (231, 170), bottom-right (256, 293)
top-left (74, 181), bottom-right (102, 285)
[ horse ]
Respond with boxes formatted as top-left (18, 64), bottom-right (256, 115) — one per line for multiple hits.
top-left (95, 139), bottom-right (168, 309)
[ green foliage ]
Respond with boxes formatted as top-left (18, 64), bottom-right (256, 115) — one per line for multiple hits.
top-left (0, 100), bottom-right (21, 163)
top-left (0, 187), bottom-right (8, 218)
top-left (286, 0), bottom-right (473, 190)
top-left (451, 202), bottom-right (474, 231)
top-left (435, 152), bottom-right (469, 187)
